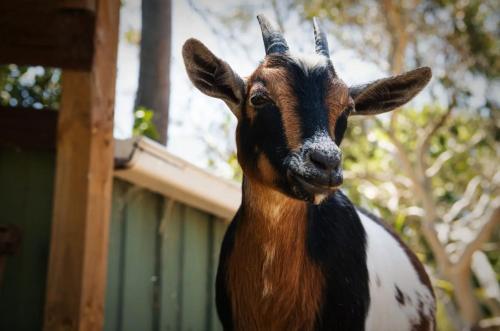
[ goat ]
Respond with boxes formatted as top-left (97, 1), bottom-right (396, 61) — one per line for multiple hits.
top-left (182, 15), bottom-right (436, 331)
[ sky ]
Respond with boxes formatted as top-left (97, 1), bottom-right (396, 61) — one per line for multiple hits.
top-left (112, 0), bottom-right (445, 178)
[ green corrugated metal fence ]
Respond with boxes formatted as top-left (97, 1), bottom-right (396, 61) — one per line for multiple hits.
top-left (0, 146), bottom-right (228, 331)
top-left (104, 180), bottom-right (226, 331)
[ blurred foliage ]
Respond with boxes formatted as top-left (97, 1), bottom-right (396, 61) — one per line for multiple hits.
top-left (196, 0), bottom-right (499, 329)
top-left (206, 111), bottom-right (243, 181)
top-left (133, 106), bottom-right (160, 140)
top-left (124, 28), bottom-right (141, 45)
top-left (0, 65), bottom-right (61, 109)
top-left (301, 0), bottom-right (499, 78)
top-left (342, 105), bottom-right (498, 253)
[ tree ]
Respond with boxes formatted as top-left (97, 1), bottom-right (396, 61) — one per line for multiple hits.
top-left (301, 1), bottom-right (499, 328)
top-left (191, 1), bottom-right (499, 329)
top-left (135, 0), bottom-right (172, 145)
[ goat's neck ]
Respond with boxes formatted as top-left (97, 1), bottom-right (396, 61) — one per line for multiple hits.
top-left (228, 178), bottom-right (324, 330)
top-left (240, 178), bottom-right (307, 237)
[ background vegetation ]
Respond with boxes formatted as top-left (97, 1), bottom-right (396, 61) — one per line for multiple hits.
top-left (187, 1), bottom-right (500, 330)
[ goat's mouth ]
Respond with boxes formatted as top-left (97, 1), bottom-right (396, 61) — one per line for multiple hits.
top-left (287, 169), bottom-right (343, 203)
top-left (285, 152), bottom-right (343, 203)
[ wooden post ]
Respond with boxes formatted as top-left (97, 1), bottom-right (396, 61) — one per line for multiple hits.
top-left (43, 0), bottom-right (120, 330)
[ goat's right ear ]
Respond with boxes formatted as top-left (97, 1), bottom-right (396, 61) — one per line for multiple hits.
top-left (182, 38), bottom-right (245, 117)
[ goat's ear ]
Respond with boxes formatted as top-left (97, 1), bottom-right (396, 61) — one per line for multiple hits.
top-left (182, 38), bottom-right (245, 117)
top-left (349, 67), bottom-right (431, 116)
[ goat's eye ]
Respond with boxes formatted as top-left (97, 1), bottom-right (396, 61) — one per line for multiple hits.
top-left (345, 101), bottom-right (354, 114)
top-left (249, 94), bottom-right (272, 108)
top-left (345, 105), bottom-right (353, 115)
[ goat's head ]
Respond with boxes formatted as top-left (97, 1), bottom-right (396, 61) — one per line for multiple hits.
top-left (183, 15), bottom-right (431, 204)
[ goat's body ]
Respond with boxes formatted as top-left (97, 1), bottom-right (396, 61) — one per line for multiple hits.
top-left (359, 211), bottom-right (435, 331)
top-left (216, 188), bottom-right (435, 331)
top-left (182, 16), bottom-right (436, 331)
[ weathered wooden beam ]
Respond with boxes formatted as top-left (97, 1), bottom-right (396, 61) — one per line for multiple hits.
top-left (0, 1), bottom-right (96, 70)
top-left (0, 107), bottom-right (58, 150)
top-left (43, 0), bottom-right (120, 330)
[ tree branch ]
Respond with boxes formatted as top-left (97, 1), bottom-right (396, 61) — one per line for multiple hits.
top-left (380, 0), bottom-right (409, 74)
top-left (375, 117), bottom-right (452, 270)
top-left (417, 101), bottom-right (455, 170)
top-left (456, 203), bottom-right (500, 271)
top-left (425, 131), bottom-right (486, 177)
top-left (443, 176), bottom-right (481, 223)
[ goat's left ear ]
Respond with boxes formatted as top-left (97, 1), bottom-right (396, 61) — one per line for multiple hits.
top-left (182, 38), bottom-right (245, 117)
top-left (349, 67), bottom-right (432, 116)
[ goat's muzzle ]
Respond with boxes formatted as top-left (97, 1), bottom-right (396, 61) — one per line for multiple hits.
top-left (286, 133), bottom-right (343, 200)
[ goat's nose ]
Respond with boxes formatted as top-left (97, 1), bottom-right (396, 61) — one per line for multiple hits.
top-left (308, 149), bottom-right (341, 172)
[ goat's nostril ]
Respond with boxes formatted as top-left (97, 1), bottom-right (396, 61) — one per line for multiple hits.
top-left (309, 150), bottom-right (340, 172)
top-left (309, 151), bottom-right (327, 170)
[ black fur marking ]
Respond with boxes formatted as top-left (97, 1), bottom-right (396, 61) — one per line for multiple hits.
top-left (215, 207), bottom-right (242, 331)
top-left (334, 111), bottom-right (348, 144)
top-left (307, 191), bottom-right (370, 330)
top-left (287, 61), bottom-right (331, 140)
top-left (262, 55), bottom-right (336, 141)
top-left (238, 98), bottom-right (292, 193)
top-left (395, 285), bottom-right (406, 306)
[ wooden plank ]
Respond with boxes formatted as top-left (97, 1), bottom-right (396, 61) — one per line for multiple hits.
top-left (160, 202), bottom-right (184, 331)
top-left (0, 1), bottom-right (96, 70)
top-left (43, 0), bottom-right (120, 330)
top-left (181, 207), bottom-right (211, 331)
top-left (0, 107), bottom-right (58, 150)
top-left (60, 0), bottom-right (96, 12)
top-left (0, 148), bottom-right (55, 330)
top-left (121, 190), bottom-right (159, 331)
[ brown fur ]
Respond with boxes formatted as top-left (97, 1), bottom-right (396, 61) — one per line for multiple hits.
top-left (411, 300), bottom-right (433, 331)
top-left (326, 78), bottom-right (350, 137)
top-left (257, 153), bottom-right (277, 185)
top-left (248, 61), bottom-right (303, 150)
top-left (226, 181), bottom-right (325, 331)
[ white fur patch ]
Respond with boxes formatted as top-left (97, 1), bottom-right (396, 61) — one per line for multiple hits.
top-left (262, 242), bottom-right (276, 297)
top-left (313, 194), bottom-right (327, 205)
top-left (290, 53), bottom-right (329, 74)
top-left (358, 211), bottom-right (435, 331)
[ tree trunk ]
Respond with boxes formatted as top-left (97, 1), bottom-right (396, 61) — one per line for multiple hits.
top-left (135, 0), bottom-right (172, 145)
top-left (449, 266), bottom-right (481, 329)
top-left (380, 0), bottom-right (408, 74)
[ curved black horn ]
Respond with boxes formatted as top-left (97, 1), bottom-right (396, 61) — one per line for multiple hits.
top-left (257, 14), bottom-right (289, 55)
top-left (313, 17), bottom-right (330, 58)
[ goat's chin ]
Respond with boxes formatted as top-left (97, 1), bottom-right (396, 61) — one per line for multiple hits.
top-left (286, 173), bottom-right (338, 204)
top-left (289, 189), bottom-right (335, 205)
top-left (286, 182), bottom-right (335, 205)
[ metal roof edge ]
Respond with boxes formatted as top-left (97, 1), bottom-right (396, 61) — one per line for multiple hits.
top-left (114, 137), bottom-right (241, 220)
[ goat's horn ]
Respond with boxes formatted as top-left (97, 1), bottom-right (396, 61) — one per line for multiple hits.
top-left (257, 14), bottom-right (289, 55)
top-left (313, 17), bottom-right (330, 58)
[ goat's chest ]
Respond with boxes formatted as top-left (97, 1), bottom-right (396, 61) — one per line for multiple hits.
top-left (225, 216), bottom-right (324, 331)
